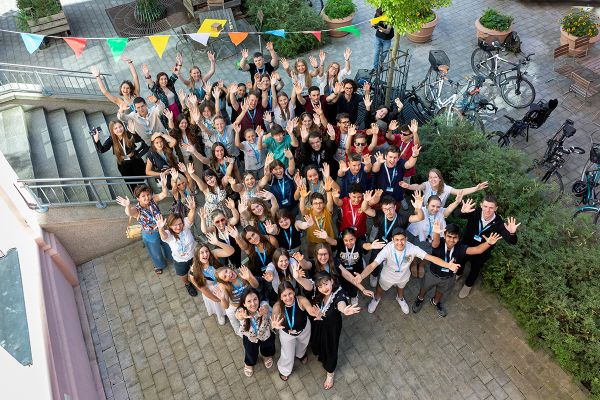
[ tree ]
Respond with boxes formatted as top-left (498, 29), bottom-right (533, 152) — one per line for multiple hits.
top-left (366, 0), bottom-right (452, 103)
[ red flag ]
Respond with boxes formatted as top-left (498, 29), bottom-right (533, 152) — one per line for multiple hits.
top-left (311, 31), bottom-right (321, 42)
top-left (63, 37), bottom-right (87, 58)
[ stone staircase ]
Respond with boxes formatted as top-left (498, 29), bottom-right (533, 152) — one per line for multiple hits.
top-left (0, 105), bottom-right (121, 202)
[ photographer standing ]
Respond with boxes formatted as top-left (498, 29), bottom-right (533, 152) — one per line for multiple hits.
top-left (372, 8), bottom-right (394, 73)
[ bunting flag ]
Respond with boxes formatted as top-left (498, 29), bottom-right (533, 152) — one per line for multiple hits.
top-left (148, 35), bottom-right (169, 58)
top-left (20, 33), bottom-right (45, 54)
top-left (336, 25), bottom-right (361, 38)
top-left (265, 29), bottom-right (285, 38)
top-left (63, 37), bottom-right (87, 58)
top-left (189, 32), bottom-right (210, 46)
top-left (311, 31), bottom-right (322, 42)
top-left (228, 32), bottom-right (248, 46)
top-left (106, 38), bottom-right (128, 62)
top-left (370, 15), bottom-right (388, 25)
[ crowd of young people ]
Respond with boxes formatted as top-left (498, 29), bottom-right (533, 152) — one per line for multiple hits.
top-left (100, 44), bottom-right (520, 390)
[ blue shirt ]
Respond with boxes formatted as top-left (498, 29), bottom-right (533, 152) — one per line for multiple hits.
top-left (374, 160), bottom-right (406, 201)
top-left (269, 171), bottom-right (296, 209)
top-left (339, 166), bottom-right (371, 198)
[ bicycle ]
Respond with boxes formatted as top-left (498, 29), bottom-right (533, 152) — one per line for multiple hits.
top-left (486, 99), bottom-right (559, 147)
top-left (471, 40), bottom-right (536, 109)
top-left (571, 134), bottom-right (600, 224)
top-left (528, 119), bottom-right (585, 202)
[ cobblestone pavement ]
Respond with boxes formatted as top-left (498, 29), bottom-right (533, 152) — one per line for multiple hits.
top-left (79, 242), bottom-right (588, 400)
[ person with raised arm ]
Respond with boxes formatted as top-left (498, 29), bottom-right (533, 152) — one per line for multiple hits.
top-left (118, 96), bottom-right (167, 144)
top-left (239, 42), bottom-right (280, 84)
top-left (90, 58), bottom-right (140, 111)
top-left (372, 144), bottom-right (420, 208)
top-left (142, 54), bottom-right (184, 122)
top-left (180, 51), bottom-right (216, 99)
top-left (299, 177), bottom-right (337, 254)
top-left (198, 204), bottom-right (241, 268)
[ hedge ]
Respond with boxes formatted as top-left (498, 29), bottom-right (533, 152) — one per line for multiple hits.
top-left (416, 122), bottom-right (600, 397)
top-left (244, 0), bottom-right (327, 58)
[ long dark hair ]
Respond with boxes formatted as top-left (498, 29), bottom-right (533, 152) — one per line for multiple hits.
top-left (190, 243), bottom-right (222, 289)
top-left (150, 136), bottom-right (177, 168)
top-left (170, 114), bottom-right (200, 150)
top-left (108, 120), bottom-right (134, 164)
top-left (272, 248), bottom-right (293, 284)
top-left (311, 271), bottom-right (339, 305)
top-left (244, 225), bottom-right (276, 275)
top-left (239, 287), bottom-right (261, 331)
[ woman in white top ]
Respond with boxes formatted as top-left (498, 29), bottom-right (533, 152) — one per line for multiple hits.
top-left (401, 168), bottom-right (488, 207)
top-left (156, 196), bottom-right (198, 296)
top-left (281, 54), bottom-right (322, 96)
top-left (180, 51), bottom-right (216, 99)
top-left (317, 48), bottom-right (352, 95)
top-left (262, 248), bottom-right (302, 295)
top-left (268, 77), bottom-right (298, 128)
top-left (90, 59), bottom-right (140, 112)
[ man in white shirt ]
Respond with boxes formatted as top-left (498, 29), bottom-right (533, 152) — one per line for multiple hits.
top-left (118, 96), bottom-right (166, 144)
top-left (353, 227), bottom-right (460, 314)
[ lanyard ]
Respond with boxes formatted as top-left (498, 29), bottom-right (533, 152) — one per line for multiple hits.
top-left (309, 181), bottom-right (321, 194)
top-left (277, 178), bottom-right (286, 196)
top-left (284, 301), bottom-right (295, 330)
top-left (427, 214), bottom-right (436, 238)
top-left (383, 215), bottom-right (397, 239)
top-left (246, 185), bottom-right (256, 199)
top-left (399, 138), bottom-right (413, 157)
top-left (203, 265), bottom-right (216, 281)
top-left (283, 227), bottom-right (293, 249)
top-left (256, 65), bottom-right (266, 75)
top-left (258, 220), bottom-right (267, 235)
top-left (316, 216), bottom-right (324, 230)
top-left (393, 247), bottom-right (407, 273)
top-left (349, 202), bottom-right (360, 227)
top-left (216, 129), bottom-right (227, 145)
top-left (345, 244), bottom-right (356, 265)
top-left (218, 228), bottom-right (230, 245)
top-left (219, 161), bottom-right (227, 176)
top-left (232, 278), bottom-right (244, 295)
top-left (384, 165), bottom-right (397, 187)
top-left (478, 219), bottom-right (492, 236)
top-left (248, 142), bottom-right (260, 161)
top-left (250, 316), bottom-right (259, 333)
top-left (255, 246), bottom-right (267, 270)
top-left (120, 138), bottom-right (129, 159)
top-left (445, 245), bottom-right (453, 262)
top-left (247, 109), bottom-right (257, 123)
top-left (139, 115), bottom-right (152, 135)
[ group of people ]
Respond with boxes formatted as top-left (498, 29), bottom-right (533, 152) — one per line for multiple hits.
top-left (94, 41), bottom-right (520, 390)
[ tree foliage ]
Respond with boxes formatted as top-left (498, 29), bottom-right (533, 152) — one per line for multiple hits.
top-left (366, 0), bottom-right (452, 34)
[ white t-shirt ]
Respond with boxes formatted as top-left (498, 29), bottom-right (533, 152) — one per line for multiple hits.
top-left (273, 102), bottom-right (296, 128)
top-left (317, 68), bottom-right (352, 93)
top-left (265, 258), bottom-right (299, 293)
top-left (422, 181), bottom-right (455, 207)
top-left (163, 218), bottom-right (196, 262)
top-left (407, 207), bottom-right (447, 243)
top-left (374, 241), bottom-right (427, 284)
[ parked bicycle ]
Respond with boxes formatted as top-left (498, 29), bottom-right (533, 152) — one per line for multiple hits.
top-left (487, 99), bottom-right (558, 147)
top-left (471, 40), bottom-right (535, 109)
top-left (572, 134), bottom-right (600, 225)
top-left (528, 119), bottom-right (585, 202)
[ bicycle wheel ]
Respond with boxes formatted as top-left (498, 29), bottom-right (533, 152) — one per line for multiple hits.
top-left (423, 69), bottom-right (438, 102)
top-left (436, 106), bottom-right (463, 128)
top-left (471, 48), bottom-right (492, 77)
top-left (573, 208), bottom-right (600, 228)
top-left (500, 76), bottom-right (536, 109)
top-left (463, 109), bottom-right (485, 133)
top-left (487, 131), bottom-right (511, 147)
top-left (407, 96), bottom-right (431, 124)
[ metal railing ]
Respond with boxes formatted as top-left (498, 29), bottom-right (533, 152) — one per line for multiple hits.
top-left (15, 176), bottom-right (151, 212)
top-left (0, 62), bottom-right (111, 97)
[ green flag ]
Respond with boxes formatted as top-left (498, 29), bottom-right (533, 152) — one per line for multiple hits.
top-left (107, 38), bottom-right (128, 62)
top-left (335, 25), bottom-right (361, 38)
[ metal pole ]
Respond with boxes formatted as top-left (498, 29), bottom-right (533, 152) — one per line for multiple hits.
top-left (89, 181), bottom-right (107, 209)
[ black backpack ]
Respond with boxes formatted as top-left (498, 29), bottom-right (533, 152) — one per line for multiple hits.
top-left (503, 32), bottom-right (522, 54)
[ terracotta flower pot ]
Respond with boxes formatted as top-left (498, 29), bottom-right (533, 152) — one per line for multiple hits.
top-left (321, 11), bottom-right (355, 38)
top-left (475, 18), bottom-right (513, 44)
top-left (560, 27), bottom-right (600, 56)
top-left (407, 12), bottom-right (439, 43)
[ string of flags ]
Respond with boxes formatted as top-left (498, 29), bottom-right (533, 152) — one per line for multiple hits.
top-left (6, 15), bottom-right (388, 60)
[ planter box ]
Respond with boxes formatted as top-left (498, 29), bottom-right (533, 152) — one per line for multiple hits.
top-left (560, 28), bottom-right (600, 56)
top-left (26, 10), bottom-right (70, 36)
top-left (475, 18), bottom-right (512, 44)
top-left (407, 13), bottom-right (438, 43)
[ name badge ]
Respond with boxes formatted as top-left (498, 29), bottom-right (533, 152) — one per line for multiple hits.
top-left (288, 330), bottom-right (297, 335)
top-left (281, 199), bottom-right (289, 205)
top-left (473, 234), bottom-right (482, 242)
top-left (441, 268), bottom-right (450, 273)
top-left (386, 187), bottom-right (394, 192)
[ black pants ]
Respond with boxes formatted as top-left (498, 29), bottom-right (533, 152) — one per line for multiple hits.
top-left (459, 254), bottom-right (489, 287)
top-left (243, 334), bottom-right (276, 366)
top-left (117, 157), bottom-right (146, 194)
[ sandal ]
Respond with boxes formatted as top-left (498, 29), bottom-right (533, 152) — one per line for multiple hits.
top-left (244, 365), bottom-right (253, 377)
top-left (264, 357), bottom-right (273, 369)
top-left (279, 373), bottom-right (289, 381)
top-left (297, 354), bottom-right (308, 364)
top-left (324, 372), bottom-right (335, 390)
top-left (154, 268), bottom-right (163, 275)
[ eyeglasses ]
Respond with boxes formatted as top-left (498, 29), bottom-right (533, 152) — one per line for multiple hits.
top-left (401, 131), bottom-right (412, 136)
top-left (354, 142), bottom-right (367, 146)
top-left (214, 218), bottom-right (226, 223)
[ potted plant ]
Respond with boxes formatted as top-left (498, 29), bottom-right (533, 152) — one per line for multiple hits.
top-left (407, 8), bottom-right (439, 43)
top-left (321, 0), bottom-right (356, 38)
top-left (15, 0), bottom-right (70, 36)
top-left (560, 9), bottom-right (600, 55)
top-left (475, 8), bottom-right (513, 44)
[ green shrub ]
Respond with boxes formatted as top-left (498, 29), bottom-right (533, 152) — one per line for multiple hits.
top-left (245, 0), bottom-right (328, 58)
top-left (479, 8), bottom-right (513, 31)
top-left (416, 122), bottom-right (600, 396)
top-left (323, 0), bottom-right (356, 19)
top-left (15, 0), bottom-right (61, 32)
top-left (561, 9), bottom-right (599, 38)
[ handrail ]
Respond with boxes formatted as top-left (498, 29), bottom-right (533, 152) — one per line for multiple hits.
top-left (15, 176), bottom-right (156, 212)
top-left (0, 62), bottom-right (111, 77)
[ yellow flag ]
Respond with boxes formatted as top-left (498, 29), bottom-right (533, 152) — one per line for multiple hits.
top-left (370, 15), bottom-right (388, 25)
top-left (148, 35), bottom-right (169, 58)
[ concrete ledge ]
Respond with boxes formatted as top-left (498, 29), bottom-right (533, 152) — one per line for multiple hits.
top-left (0, 91), bottom-right (117, 115)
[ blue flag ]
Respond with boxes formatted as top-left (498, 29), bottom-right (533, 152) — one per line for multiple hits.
top-left (265, 29), bottom-right (286, 38)
top-left (20, 33), bottom-right (45, 54)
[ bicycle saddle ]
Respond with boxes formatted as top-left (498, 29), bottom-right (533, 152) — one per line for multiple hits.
top-left (563, 120), bottom-right (576, 137)
top-left (437, 64), bottom-right (449, 75)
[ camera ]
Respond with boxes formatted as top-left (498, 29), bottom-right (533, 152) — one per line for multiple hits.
top-left (89, 126), bottom-right (102, 136)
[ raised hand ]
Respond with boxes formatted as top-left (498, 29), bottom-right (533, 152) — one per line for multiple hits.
top-left (348, 124), bottom-right (357, 137)
top-left (362, 154), bottom-right (372, 166)
top-left (187, 162), bottom-right (195, 175)
top-left (339, 160), bottom-right (349, 174)
top-left (412, 190), bottom-right (423, 210)
top-left (198, 206), bottom-right (208, 220)
top-left (314, 229), bottom-right (329, 240)
top-left (323, 176), bottom-right (334, 192)
top-left (344, 47), bottom-right (352, 61)
top-left (205, 231), bottom-right (220, 245)
top-left (389, 119), bottom-right (399, 132)
top-left (409, 119), bottom-right (418, 133)
top-left (265, 41), bottom-right (274, 51)
top-left (156, 214), bottom-right (166, 229)
top-left (281, 57), bottom-right (289, 70)
top-left (313, 112), bottom-right (321, 127)
top-left (171, 168), bottom-right (179, 181)
top-left (304, 214), bottom-right (314, 227)
top-left (241, 48), bottom-right (249, 59)
top-left (411, 145), bottom-right (422, 158)
top-left (186, 195), bottom-right (196, 210)
top-left (264, 220), bottom-right (278, 235)
top-left (363, 190), bottom-right (373, 203)
top-left (263, 270), bottom-right (274, 282)
top-left (363, 89), bottom-right (372, 109)
top-left (333, 81), bottom-right (344, 94)
top-left (332, 188), bottom-right (340, 200)
top-left (239, 265), bottom-right (252, 281)
top-left (370, 239), bottom-right (386, 250)
top-left (178, 162), bottom-right (187, 173)
top-left (312, 305), bottom-right (323, 320)
top-left (163, 108), bottom-right (173, 121)
top-left (504, 217), bottom-right (521, 234)
top-left (461, 198), bottom-right (476, 214)
top-left (284, 147), bottom-right (294, 160)
top-left (212, 86), bottom-right (221, 99)
top-left (483, 232), bottom-right (503, 245)
top-left (394, 98), bottom-right (403, 110)
top-left (226, 197), bottom-right (236, 210)
top-left (327, 124), bottom-right (336, 140)
top-left (258, 303), bottom-right (269, 317)
top-left (207, 51), bottom-right (215, 62)
top-left (226, 225), bottom-right (239, 238)
top-left (271, 314), bottom-right (285, 330)
top-left (341, 304), bottom-right (360, 316)
top-left (375, 151), bottom-right (384, 164)
top-left (265, 152), bottom-right (275, 166)
top-left (235, 307), bottom-right (249, 321)
top-left (319, 49), bottom-right (326, 65)
top-left (142, 63), bottom-right (150, 77)
top-left (477, 181), bottom-right (489, 191)
top-left (313, 102), bottom-right (323, 115)
top-left (432, 220), bottom-right (444, 235)
top-left (369, 123), bottom-right (378, 136)
top-left (309, 55), bottom-right (318, 68)
top-left (159, 171), bottom-right (168, 188)
top-left (299, 183), bottom-right (309, 198)
top-left (323, 162), bottom-right (330, 178)
top-left (264, 111), bottom-right (272, 123)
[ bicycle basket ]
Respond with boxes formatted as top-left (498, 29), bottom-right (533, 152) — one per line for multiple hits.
top-left (591, 143), bottom-right (600, 164)
top-left (428, 50), bottom-right (450, 70)
top-left (572, 180), bottom-right (587, 197)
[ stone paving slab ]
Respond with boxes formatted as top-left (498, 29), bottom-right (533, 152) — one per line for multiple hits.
top-left (79, 241), bottom-right (588, 400)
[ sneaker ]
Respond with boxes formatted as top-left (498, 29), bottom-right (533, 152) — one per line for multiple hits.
top-left (217, 315), bottom-right (226, 325)
top-left (367, 298), bottom-right (380, 313)
top-left (351, 296), bottom-right (359, 305)
top-left (401, 198), bottom-right (409, 210)
top-left (412, 297), bottom-right (425, 313)
top-left (396, 296), bottom-right (409, 314)
top-left (458, 284), bottom-right (472, 299)
top-left (369, 275), bottom-right (378, 288)
top-left (185, 283), bottom-right (198, 297)
top-left (430, 297), bottom-right (448, 317)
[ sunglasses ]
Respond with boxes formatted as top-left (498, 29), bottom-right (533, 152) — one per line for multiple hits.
top-left (354, 142), bottom-right (367, 146)
top-left (401, 131), bottom-right (412, 136)
top-left (214, 218), bottom-right (227, 223)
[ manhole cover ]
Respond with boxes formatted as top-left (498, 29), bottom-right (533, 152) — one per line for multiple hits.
top-left (106, 0), bottom-right (191, 38)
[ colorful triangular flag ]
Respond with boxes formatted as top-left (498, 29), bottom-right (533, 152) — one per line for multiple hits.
top-left (370, 15), bottom-right (388, 25)
top-left (311, 31), bottom-right (321, 42)
top-left (106, 38), bottom-right (128, 62)
top-left (148, 35), bottom-right (169, 58)
top-left (63, 37), bottom-right (87, 58)
top-left (336, 25), bottom-right (361, 38)
top-left (265, 29), bottom-right (285, 38)
top-left (228, 32), bottom-right (249, 46)
top-left (20, 33), bottom-right (45, 54)
top-left (189, 33), bottom-right (210, 46)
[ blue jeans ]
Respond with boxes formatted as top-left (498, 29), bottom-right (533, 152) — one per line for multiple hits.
top-left (373, 36), bottom-right (392, 70)
top-left (142, 230), bottom-right (172, 270)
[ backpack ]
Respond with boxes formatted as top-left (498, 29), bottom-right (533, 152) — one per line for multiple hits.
top-left (503, 32), bottom-right (522, 54)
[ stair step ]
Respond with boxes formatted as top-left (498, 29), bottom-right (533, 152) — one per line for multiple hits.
top-left (25, 108), bottom-right (60, 180)
top-left (46, 109), bottom-right (88, 203)
top-left (0, 107), bottom-right (34, 180)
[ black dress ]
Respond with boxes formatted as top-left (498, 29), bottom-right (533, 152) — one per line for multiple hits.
top-left (310, 287), bottom-right (348, 373)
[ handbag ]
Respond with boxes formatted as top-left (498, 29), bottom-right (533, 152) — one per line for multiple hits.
top-left (125, 216), bottom-right (142, 239)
